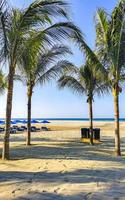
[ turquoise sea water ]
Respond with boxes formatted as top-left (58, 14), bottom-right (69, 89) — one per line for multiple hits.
top-left (0, 118), bottom-right (125, 122)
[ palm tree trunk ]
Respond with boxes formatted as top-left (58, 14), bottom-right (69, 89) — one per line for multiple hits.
top-left (114, 89), bottom-right (121, 156)
top-left (26, 85), bottom-right (32, 146)
top-left (88, 98), bottom-right (94, 145)
top-left (2, 66), bottom-right (15, 160)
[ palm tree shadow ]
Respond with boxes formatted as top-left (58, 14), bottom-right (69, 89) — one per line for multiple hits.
top-left (1, 168), bottom-right (125, 199)
top-left (0, 135), bottom-right (125, 164)
top-left (0, 136), bottom-right (123, 163)
top-left (0, 168), bottom-right (125, 184)
top-left (14, 183), bottom-right (125, 200)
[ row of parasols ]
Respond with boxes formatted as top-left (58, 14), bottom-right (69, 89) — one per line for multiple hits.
top-left (0, 119), bottom-right (50, 125)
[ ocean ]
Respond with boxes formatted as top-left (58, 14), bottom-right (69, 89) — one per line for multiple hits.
top-left (1, 118), bottom-right (125, 122)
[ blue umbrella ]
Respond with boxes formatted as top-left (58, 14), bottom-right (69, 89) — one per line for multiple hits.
top-left (0, 120), bottom-right (5, 124)
top-left (22, 120), bottom-right (27, 124)
top-left (11, 121), bottom-right (17, 125)
top-left (15, 119), bottom-right (23, 123)
top-left (31, 119), bottom-right (39, 123)
top-left (41, 120), bottom-right (50, 124)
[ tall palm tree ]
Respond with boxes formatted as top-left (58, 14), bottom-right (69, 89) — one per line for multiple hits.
top-left (70, 0), bottom-right (125, 155)
top-left (58, 62), bottom-right (107, 145)
top-left (17, 44), bottom-right (74, 146)
top-left (0, 0), bottom-right (84, 160)
top-left (95, 0), bottom-right (125, 156)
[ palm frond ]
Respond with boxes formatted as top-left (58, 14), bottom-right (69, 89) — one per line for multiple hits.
top-left (95, 0), bottom-right (125, 86)
top-left (30, 22), bottom-right (83, 48)
top-left (58, 61), bottom-right (109, 99)
top-left (35, 45), bottom-right (72, 75)
top-left (109, 0), bottom-right (125, 70)
top-left (68, 25), bottom-right (106, 75)
top-left (36, 60), bottom-right (75, 85)
top-left (94, 82), bottom-right (111, 97)
top-left (0, 70), bottom-right (7, 94)
top-left (5, 1), bottom-right (78, 69)
top-left (95, 8), bottom-right (110, 63)
top-left (13, 74), bottom-right (27, 85)
top-left (58, 75), bottom-right (85, 96)
top-left (0, 0), bottom-right (9, 61)
top-left (18, 0), bottom-right (69, 31)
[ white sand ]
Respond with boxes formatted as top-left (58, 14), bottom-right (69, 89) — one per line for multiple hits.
top-left (0, 121), bottom-right (125, 199)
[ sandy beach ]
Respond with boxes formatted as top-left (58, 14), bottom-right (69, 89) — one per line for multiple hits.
top-left (0, 121), bottom-right (125, 199)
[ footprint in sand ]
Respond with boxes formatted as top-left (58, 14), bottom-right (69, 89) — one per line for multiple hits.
top-left (42, 190), bottom-right (47, 193)
top-left (38, 166), bottom-right (41, 169)
top-left (12, 188), bottom-right (21, 193)
top-left (54, 188), bottom-right (60, 193)
top-left (12, 188), bottom-right (21, 196)
top-left (63, 164), bottom-right (67, 168)
top-left (38, 162), bottom-right (48, 170)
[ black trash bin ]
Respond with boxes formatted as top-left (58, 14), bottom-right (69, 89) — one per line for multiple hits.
top-left (81, 128), bottom-right (90, 139)
top-left (93, 128), bottom-right (100, 140)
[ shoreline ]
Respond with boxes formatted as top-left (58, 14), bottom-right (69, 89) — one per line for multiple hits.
top-left (1, 118), bottom-right (125, 122)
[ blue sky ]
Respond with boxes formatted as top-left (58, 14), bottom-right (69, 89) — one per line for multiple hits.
top-left (1, 0), bottom-right (124, 119)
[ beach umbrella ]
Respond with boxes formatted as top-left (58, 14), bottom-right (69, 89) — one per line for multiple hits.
top-left (15, 119), bottom-right (23, 123)
top-left (41, 120), bottom-right (50, 124)
top-left (11, 121), bottom-right (17, 125)
top-left (22, 120), bottom-right (27, 124)
top-left (0, 120), bottom-right (5, 124)
top-left (31, 119), bottom-right (39, 123)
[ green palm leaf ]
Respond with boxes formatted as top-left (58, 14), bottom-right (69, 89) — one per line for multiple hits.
top-left (36, 60), bottom-right (75, 85)
top-left (20, 0), bottom-right (69, 30)
top-left (58, 75), bottom-right (85, 95)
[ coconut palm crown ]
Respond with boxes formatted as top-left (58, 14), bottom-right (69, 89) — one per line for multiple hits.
top-left (95, 0), bottom-right (125, 155)
top-left (58, 62), bottom-right (108, 144)
top-left (16, 43), bottom-right (74, 145)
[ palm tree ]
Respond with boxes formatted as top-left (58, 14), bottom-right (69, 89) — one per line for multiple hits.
top-left (95, 0), bottom-right (125, 156)
top-left (0, 0), bottom-right (84, 160)
top-left (58, 62), bottom-right (107, 145)
top-left (69, 0), bottom-right (125, 155)
top-left (17, 44), bottom-right (74, 145)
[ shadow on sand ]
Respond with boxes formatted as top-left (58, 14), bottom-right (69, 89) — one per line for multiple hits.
top-left (0, 135), bottom-right (125, 199)
top-left (0, 136), bottom-right (125, 162)
top-left (0, 168), bottom-right (125, 199)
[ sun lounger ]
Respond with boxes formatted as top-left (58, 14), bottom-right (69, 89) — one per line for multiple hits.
top-left (36, 128), bottom-right (41, 131)
top-left (10, 128), bottom-right (16, 134)
top-left (17, 127), bottom-right (25, 132)
top-left (12, 125), bottom-right (18, 129)
top-left (31, 126), bottom-right (40, 132)
top-left (0, 127), bottom-right (4, 132)
top-left (41, 127), bottom-right (50, 131)
top-left (21, 126), bottom-right (27, 130)
top-left (11, 126), bottom-right (24, 132)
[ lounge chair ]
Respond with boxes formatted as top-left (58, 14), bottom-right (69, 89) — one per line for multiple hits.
top-left (0, 127), bottom-right (4, 132)
top-left (17, 127), bottom-right (25, 132)
top-left (10, 127), bottom-right (16, 134)
top-left (30, 126), bottom-right (36, 132)
top-left (41, 126), bottom-right (50, 131)
top-left (12, 125), bottom-right (18, 129)
top-left (11, 126), bottom-right (24, 132)
top-left (31, 126), bottom-right (40, 132)
top-left (21, 126), bottom-right (27, 130)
